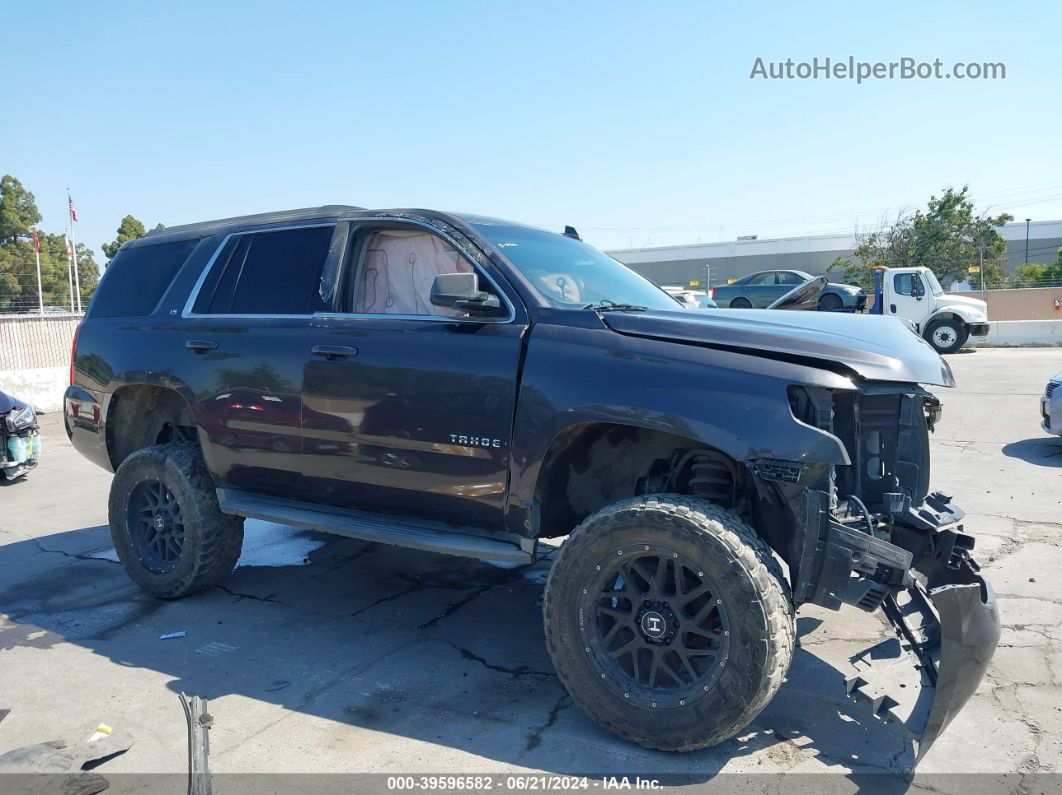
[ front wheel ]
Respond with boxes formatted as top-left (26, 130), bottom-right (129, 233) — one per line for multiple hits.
top-left (925, 319), bottom-right (966, 354)
top-left (818, 293), bottom-right (843, 312)
top-left (108, 443), bottom-right (244, 598)
top-left (543, 495), bottom-right (794, 751)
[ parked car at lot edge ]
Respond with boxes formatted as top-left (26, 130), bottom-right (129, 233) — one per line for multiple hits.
top-left (65, 205), bottom-right (998, 759)
top-left (1042, 374), bottom-right (1062, 435)
top-left (662, 286), bottom-right (717, 309)
top-left (709, 270), bottom-right (865, 312)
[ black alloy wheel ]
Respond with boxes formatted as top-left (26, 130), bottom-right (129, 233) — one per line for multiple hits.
top-left (580, 544), bottom-right (731, 709)
top-left (128, 479), bottom-right (185, 573)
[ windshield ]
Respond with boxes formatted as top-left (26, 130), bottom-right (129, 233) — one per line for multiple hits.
top-left (688, 294), bottom-right (714, 309)
top-left (923, 269), bottom-right (945, 296)
top-left (471, 221), bottom-right (679, 310)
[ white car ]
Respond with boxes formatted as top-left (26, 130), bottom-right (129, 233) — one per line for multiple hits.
top-left (662, 286), bottom-right (717, 309)
top-left (1042, 374), bottom-right (1062, 435)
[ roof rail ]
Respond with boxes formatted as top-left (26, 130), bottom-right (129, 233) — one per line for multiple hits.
top-left (145, 205), bottom-right (366, 237)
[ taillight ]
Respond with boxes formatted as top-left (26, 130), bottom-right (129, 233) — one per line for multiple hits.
top-left (70, 320), bottom-right (83, 385)
top-left (708, 288), bottom-right (715, 299)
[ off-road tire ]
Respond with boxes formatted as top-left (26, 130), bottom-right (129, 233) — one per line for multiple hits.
top-left (108, 443), bottom-right (244, 598)
top-left (818, 293), bottom-right (843, 312)
top-left (729, 297), bottom-right (752, 309)
top-left (925, 318), bottom-right (965, 354)
top-left (543, 495), bottom-right (794, 752)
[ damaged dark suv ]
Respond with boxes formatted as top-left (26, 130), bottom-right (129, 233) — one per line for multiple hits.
top-left (65, 205), bottom-right (999, 758)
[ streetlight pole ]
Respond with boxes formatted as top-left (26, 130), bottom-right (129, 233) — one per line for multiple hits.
top-left (1025, 218), bottom-right (1031, 265)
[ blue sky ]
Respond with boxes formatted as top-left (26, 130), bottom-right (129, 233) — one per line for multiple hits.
top-left (2, 1), bottom-right (1060, 261)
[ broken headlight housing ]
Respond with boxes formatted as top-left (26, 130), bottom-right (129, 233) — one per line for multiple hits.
top-left (5, 403), bottom-right (35, 432)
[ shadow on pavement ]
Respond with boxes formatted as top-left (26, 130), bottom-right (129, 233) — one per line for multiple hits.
top-left (1001, 437), bottom-right (1062, 467)
top-left (0, 523), bottom-right (918, 789)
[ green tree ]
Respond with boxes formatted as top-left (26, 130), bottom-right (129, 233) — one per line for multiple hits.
top-left (102, 214), bottom-right (147, 260)
top-left (0, 176), bottom-right (44, 311)
top-left (0, 175), bottom-right (41, 246)
top-left (840, 186), bottom-right (1013, 290)
top-left (1013, 248), bottom-right (1062, 285)
top-left (826, 255), bottom-right (874, 291)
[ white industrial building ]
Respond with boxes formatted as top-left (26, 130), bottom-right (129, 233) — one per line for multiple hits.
top-left (608, 219), bottom-right (1062, 288)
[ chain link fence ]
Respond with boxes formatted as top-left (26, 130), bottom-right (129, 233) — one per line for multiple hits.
top-left (0, 261), bottom-right (84, 314)
top-left (0, 314), bottom-right (82, 371)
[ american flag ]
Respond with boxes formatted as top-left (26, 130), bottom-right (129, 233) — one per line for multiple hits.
top-left (32, 229), bottom-right (40, 252)
top-left (68, 194), bottom-right (78, 223)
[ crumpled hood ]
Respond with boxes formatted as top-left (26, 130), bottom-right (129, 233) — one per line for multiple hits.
top-left (0, 390), bottom-right (21, 415)
top-left (602, 309), bottom-right (955, 386)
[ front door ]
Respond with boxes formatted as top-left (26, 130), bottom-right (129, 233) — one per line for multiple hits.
top-left (299, 221), bottom-right (526, 529)
top-left (889, 271), bottom-right (931, 329)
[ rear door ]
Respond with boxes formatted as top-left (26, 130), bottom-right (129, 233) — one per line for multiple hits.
top-left (299, 220), bottom-right (526, 529)
top-left (180, 222), bottom-right (339, 499)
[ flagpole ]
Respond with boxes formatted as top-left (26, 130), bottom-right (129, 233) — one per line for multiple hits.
top-left (65, 231), bottom-right (74, 313)
top-left (33, 228), bottom-right (44, 315)
top-left (68, 190), bottom-right (82, 314)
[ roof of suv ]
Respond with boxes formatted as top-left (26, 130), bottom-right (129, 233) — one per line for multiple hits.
top-left (139, 205), bottom-right (366, 245)
top-left (133, 206), bottom-right (564, 252)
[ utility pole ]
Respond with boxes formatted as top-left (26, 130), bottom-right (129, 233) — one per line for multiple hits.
top-left (1025, 218), bottom-right (1031, 265)
top-left (979, 243), bottom-right (985, 298)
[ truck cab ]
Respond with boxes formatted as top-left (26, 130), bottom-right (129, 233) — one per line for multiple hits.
top-left (871, 266), bottom-right (990, 353)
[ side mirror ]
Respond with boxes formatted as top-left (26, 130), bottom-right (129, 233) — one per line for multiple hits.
top-left (430, 272), bottom-right (502, 316)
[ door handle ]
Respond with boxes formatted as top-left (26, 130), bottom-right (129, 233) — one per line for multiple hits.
top-left (185, 340), bottom-right (218, 353)
top-left (890, 304), bottom-right (896, 313)
top-left (312, 344), bottom-right (358, 360)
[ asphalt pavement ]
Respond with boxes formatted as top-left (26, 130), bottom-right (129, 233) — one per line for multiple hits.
top-left (0, 348), bottom-right (1059, 792)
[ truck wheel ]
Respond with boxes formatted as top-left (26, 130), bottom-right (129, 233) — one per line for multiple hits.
top-left (729, 297), bottom-right (752, 309)
top-left (925, 319), bottom-right (965, 354)
top-left (108, 443), bottom-right (244, 599)
top-left (543, 495), bottom-right (794, 751)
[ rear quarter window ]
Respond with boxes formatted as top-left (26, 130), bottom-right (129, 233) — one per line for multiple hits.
top-left (89, 238), bottom-right (201, 318)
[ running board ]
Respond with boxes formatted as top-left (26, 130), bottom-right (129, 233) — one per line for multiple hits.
top-left (216, 488), bottom-right (533, 564)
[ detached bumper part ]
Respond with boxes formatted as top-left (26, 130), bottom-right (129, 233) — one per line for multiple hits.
top-left (846, 555), bottom-right (1000, 760)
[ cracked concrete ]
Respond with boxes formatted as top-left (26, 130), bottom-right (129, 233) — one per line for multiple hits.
top-left (0, 348), bottom-right (1059, 788)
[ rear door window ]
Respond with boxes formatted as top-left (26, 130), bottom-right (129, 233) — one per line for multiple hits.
top-left (90, 238), bottom-right (200, 317)
top-left (193, 225), bottom-right (335, 315)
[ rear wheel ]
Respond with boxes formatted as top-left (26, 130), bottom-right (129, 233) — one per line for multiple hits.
top-left (543, 495), bottom-right (794, 751)
top-left (109, 443), bottom-right (244, 598)
top-left (729, 297), bottom-right (752, 309)
top-left (925, 319), bottom-right (966, 354)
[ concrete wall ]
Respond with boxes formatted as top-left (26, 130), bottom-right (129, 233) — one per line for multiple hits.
top-left (0, 315), bottom-right (81, 412)
top-left (953, 286), bottom-right (1062, 322)
top-left (968, 320), bottom-right (1062, 347)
